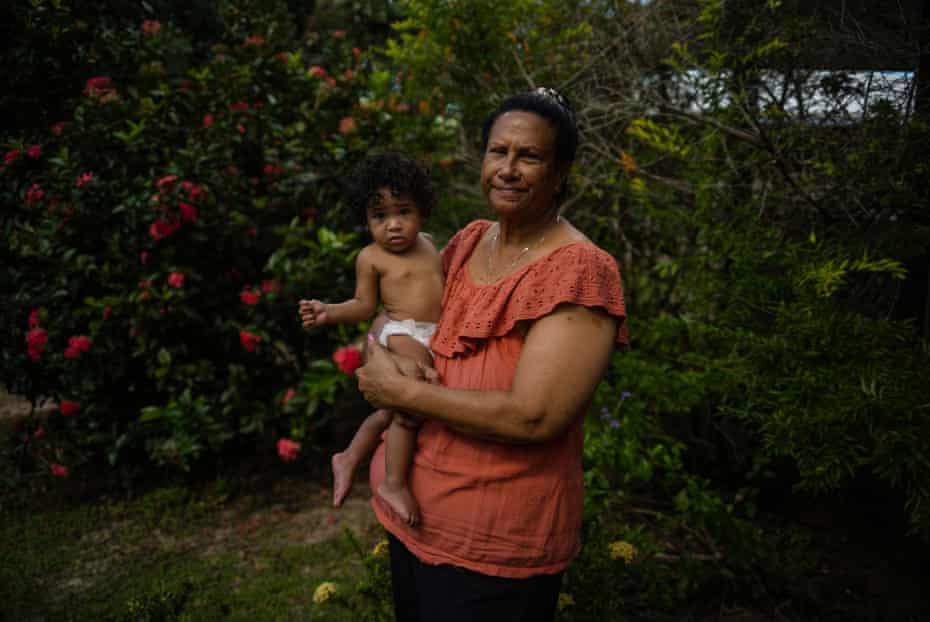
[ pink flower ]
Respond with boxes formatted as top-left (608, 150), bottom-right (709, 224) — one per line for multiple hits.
top-left (239, 330), bottom-right (261, 352)
top-left (263, 162), bottom-right (282, 177)
top-left (326, 77), bottom-right (337, 89)
top-left (50, 463), bottom-right (69, 478)
top-left (59, 400), bottom-right (80, 416)
top-left (5, 149), bottom-right (20, 164)
top-left (236, 123), bottom-right (246, 135)
top-left (338, 116), bottom-right (357, 135)
top-left (282, 388), bottom-right (296, 405)
top-left (308, 66), bottom-right (328, 78)
top-left (149, 219), bottom-right (181, 240)
top-left (28, 308), bottom-right (41, 328)
top-left (168, 271), bottom-right (185, 288)
top-left (33, 426), bottom-right (46, 440)
top-left (331, 29), bottom-right (347, 38)
top-left (27, 145), bottom-right (42, 159)
top-left (25, 328), bottom-right (48, 362)
top-left (202, 113), bottom-right (214, 129)
top-left (75, 172), bottom-right (94, 188)
top-left (230, 101), bottom-right (249, 113)
top-left (178, 201), bottom-right (198, 223)
top-left (155, 175), bottom-right (179, 188)
top-left (352, 47), bottom-right (362, 58)
top-left (240, 288), bottom-right (260, 305)
top-left (244, 35), bottom-right (265, 46)
top-left (25, 184), bottom-right (46, 207)
top-left (276, 437), bottom-right (301, 462)
top-left (140, 250), bottom-right (151, 265)
top-left (275, 52), bottom-right (290, 64)
top-left (51, 122), bottom-right (66, 136)
top-left (332, 345), bottom-right (362, 375)
top-left (142, 20), bottom-right (162, 37)
top-left (185, 184), bottom-right (205, 201)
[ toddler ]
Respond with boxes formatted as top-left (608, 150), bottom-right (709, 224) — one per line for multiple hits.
top-left (299, 152), bottom-right (442, 526)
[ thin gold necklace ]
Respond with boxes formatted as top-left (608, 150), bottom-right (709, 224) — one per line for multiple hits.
top-left (485, 216), bottom-right (560, 281)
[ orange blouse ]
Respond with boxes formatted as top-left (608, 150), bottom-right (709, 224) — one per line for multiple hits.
top-left (369, 220), bottom-right (628, 578)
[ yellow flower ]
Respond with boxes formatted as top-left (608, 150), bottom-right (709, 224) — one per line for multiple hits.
top-left (371, 538), bottom-right (389, 557)
top-left (312, 581), bottom-right (337, 604)
top-left (608, 540), bottom-right (638, 562)
top-left (557, 592), bottom-right (575, 611)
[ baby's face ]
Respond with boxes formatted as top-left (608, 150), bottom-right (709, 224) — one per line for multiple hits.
top-left (366, 188), bottom-right (423, 254)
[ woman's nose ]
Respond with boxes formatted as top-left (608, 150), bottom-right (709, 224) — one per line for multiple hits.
top-left (498, 155), bottom-right (519, 179)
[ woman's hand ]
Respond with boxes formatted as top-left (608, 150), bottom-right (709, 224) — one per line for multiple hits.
top-left (357, 337), bottom-right (413, 409)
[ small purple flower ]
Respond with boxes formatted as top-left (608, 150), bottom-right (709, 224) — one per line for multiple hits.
top-left (608, 419), bottom-right (621, 429)
top-left (620, 391), bottom-right (632, 401)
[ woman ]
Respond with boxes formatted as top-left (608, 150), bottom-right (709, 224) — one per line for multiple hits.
top-left (356, 88), bottom-right (629, 622)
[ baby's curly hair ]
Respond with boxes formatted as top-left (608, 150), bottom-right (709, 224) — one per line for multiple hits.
top-left (344, 152), bottom-right (436, 223)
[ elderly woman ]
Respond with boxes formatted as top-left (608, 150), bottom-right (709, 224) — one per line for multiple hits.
top-left (357, 88), bottom-right (628, 622)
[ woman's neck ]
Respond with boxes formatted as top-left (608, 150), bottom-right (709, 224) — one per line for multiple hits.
top-left (496, 209), bottom-right (561, 247)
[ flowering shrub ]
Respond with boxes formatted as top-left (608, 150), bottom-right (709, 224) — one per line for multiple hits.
top-left (1, 0), bottom-right (457, 476)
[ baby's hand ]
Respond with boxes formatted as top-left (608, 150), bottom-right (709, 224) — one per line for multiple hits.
top-left (298, 299), bottom-right (328, 328)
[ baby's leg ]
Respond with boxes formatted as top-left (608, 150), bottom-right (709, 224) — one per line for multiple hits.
top-left (376, 334), bottom-right (432, 526)
top-left (332, 408), bottom-right (392, 508)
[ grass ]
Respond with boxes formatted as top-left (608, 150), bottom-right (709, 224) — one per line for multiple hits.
top-left (0, 468), bottom-right (386, 621)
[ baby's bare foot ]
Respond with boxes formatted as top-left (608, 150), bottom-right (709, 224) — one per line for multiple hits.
top-left (331, 451), bottom-right (357, 508)
top-left (377, 481), bottom-right (420, 527)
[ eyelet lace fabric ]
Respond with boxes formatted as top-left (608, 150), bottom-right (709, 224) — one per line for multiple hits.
top-left (432, 220), bottom-right (629, 358)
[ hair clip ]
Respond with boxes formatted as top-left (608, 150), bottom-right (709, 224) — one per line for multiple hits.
top-left (532, 87), bottom-right (575, 117)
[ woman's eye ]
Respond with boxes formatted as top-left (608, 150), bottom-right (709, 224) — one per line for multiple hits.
top-left (399, 208), bottom-right (412, 215)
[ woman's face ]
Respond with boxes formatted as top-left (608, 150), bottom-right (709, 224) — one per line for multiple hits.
top-left (480, 111), bottom-right (565, 221)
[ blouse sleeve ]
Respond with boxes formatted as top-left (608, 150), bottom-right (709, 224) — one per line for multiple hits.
top-left (433, 242), bottom-right (628, 357)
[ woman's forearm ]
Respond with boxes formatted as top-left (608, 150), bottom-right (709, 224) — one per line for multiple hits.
top-left (392, 375), bottom-right (548, 444)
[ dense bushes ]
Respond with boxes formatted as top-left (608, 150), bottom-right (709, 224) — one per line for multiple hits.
top-left (1, 0), bottom-right (458, 477)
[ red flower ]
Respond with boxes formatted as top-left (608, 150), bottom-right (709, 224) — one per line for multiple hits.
top-left (28, 308), bottom-right (41, 328)
top-left (331, 29), bottom-right (347, 38)
top-left (140, 251), bottom-right (151, 265)
top-left (326, 77), bottom-right (337, 89)
top-left (236, 123), bottom-right (246, 134)
top-left (179, 79), bottom-right (193, 94)
top-left (84, 77), bottom-right (112, 92)
top-left (5, 149), bottom-right (20, 164)
top-left (26, 145), bottom-right (42, 159)
top-left (245, 227), bottom-right (257, 237)
top-left (282, 388), bottom-right (296, 405)
top-left (178, 201), bottom-right (198, 223)
top-left (263, 162), bottom-right (283, 177)
top-left (50, 463), bottom-right (69, 478)
top-left (332, 345), bottom-right (362, 375)
top-left (34, 426), bottom-right (46, 440)
top-left (25, 184), bottom-right (46, 207)
top-left (202, 113), bottom-right (214, 129)
top-left (308, 66), bottom-right (327, 78)
top-left (244, 35), bottom-right (265, 46)
top-left (155, 174), bottom-right (179, 188)
top-left (230, 101), bottom-right (249, 113)
top-left (168, 271), bottom-right (185, 288)
top-left (343, 68), bottom-right (355, 80)
top-left (239, 330), bottom-right (261, 352)
top-left (393, 102), bottom-right (410, 113)
top-left (338, 116), bottom-right (357, 135)
top-left (275, 52), bottom-right (290, 64)
top-left (149, 219), bottom-right (181, 240)
top-left (142, 20), bottom-right (162, 37)
top-left (25, 328), bottom-right (48, 362)
top-left (276, 437), bottom-right (301, 462)
top-left (51, 122), bottom-right (66, 136)
top-left (59, 400), bottom-right (80, 416)
top-left (64, 335), bottom-right (91, 359)
top-left (103, 305), bottom-right (112, 320)
top-left (352, 47), bottom-right (362, 58)
top-left (260, 279), bottom-right (279, 293)
top-left (240, 288), bottom-right (260, 305)
top-left (75, 171), bottom-right (94, 188)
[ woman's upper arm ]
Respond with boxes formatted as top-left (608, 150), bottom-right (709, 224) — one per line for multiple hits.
top-left (510, 304), bottom-right (618, 441)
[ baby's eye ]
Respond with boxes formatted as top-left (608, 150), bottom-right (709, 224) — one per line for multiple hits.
top-left (399, 207), bottom-right (413, 215)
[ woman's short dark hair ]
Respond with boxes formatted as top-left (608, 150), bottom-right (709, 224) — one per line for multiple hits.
top-left (480, 87), bottom-right (579, 166)
top-left (344, 152), bottom-right (436, 222)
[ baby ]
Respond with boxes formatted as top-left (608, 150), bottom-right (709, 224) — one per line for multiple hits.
top-left (299, 152), bottom-right (443, 526)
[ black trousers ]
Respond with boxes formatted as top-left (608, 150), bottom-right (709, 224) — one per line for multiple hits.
top-left (388, 533), bottom-right (563, 622)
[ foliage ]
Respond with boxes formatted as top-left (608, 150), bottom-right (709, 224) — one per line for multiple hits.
top-left (1, 0), bottom-right (458, 477)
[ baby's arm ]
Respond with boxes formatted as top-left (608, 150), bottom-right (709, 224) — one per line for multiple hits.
top-left (300, 246), bottom-right (380, 328)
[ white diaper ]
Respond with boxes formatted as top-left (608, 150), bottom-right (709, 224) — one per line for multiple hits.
top-left (379, 319), bottom-right (437, 351)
